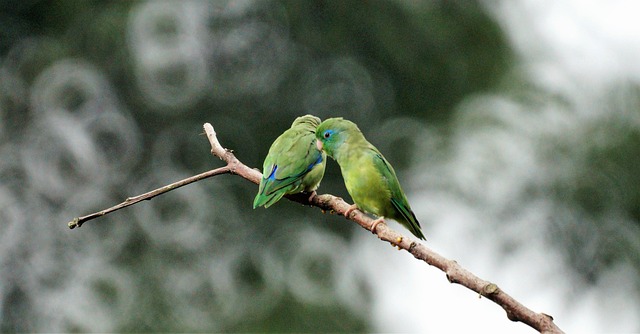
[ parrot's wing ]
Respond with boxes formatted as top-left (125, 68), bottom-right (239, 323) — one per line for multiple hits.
top-left (374, 151), bottom-right (425, 240)
top-left (260, 128), bottom-right (323, 197)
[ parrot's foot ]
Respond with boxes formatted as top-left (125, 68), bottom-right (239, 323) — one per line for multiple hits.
top-left (344, 204), bottom-right (358, 218)
top-left (307, 191), bottom-right (317, 203)
top-left (370, 217), bottom-right (385, 234)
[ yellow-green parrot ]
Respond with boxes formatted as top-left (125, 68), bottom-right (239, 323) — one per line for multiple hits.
top-left (253, 115), bottom-right (326, 208)
top-left (315, 117), bottom-right (426, 240)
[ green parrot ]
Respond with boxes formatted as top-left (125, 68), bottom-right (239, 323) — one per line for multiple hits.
top-left (253, 114), bottom-right (326, 208)
top-left (315, 118), bottom-right (426, 240)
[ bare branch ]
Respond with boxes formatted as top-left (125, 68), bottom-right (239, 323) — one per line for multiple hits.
top-left (201, 122), bottom-right (564, 334)
top-left (67, 166), bottom-right (230, 229)
top-left (66, 121), bottom-right (564, 334)
top-left (203, 123), bottom-right (261, 184)
top-left (204, 123), bottom-right (227, 160)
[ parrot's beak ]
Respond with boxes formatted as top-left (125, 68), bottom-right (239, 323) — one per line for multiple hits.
top-left (316, 139), bottom-right (323, 151)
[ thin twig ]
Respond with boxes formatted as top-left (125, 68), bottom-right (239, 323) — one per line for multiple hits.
top-left (67, 166), bottom-right (230, 229)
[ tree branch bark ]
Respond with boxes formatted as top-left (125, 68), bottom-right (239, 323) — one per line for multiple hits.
top-left (67, 122), bottom-right (564, 334)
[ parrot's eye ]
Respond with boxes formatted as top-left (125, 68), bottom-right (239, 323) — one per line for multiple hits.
top-left (323, 131), bottom-right (331, 139)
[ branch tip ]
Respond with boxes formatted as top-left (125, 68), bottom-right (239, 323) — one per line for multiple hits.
top-left (68, 218), bottom-right (80, 229)
top-left (203, 122), bottom-right (227, 160)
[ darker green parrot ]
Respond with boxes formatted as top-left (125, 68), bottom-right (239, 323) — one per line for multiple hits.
top-left (253, 115), bottom-right (326, 208)
top-left (315, 117), bottom-right (425, 240)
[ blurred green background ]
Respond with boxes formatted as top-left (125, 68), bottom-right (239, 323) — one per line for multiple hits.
top-left (1, 0), bottom-right (639, 332)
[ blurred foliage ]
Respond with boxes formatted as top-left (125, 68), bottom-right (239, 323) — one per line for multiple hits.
top-left (546, 83), bottom-right (640, 285)
top-left (283, 0), bottom-right (511, 122)
top-left (0, 0), bottom-right (512, 331)
top-left (2, 0), bottom-right (639, 332)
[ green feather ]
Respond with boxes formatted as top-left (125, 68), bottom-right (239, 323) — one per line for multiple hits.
top-left (316, 118), bottom-right (426, 240)
top-left (254, 115), bottom-right (326, 208)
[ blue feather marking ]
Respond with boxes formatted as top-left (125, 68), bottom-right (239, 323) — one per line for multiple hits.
top-left (264, 151), bottom-right (321, 196)
top-left (307, 154), bottom-right (323, 171)
top-left (268, 165), bottom-right (278, 180)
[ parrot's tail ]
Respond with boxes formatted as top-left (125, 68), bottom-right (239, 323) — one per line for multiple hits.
top-left (253, 191), bottom-right (285, 209)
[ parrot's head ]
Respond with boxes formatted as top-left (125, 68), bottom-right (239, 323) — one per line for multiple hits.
top-left (291, 114), bottom-right (321, 129)
top-left (315, 117), bottom-right (360, 158)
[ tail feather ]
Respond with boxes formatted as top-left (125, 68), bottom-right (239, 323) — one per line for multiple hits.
top-left (391, 198), bottom-right (426, 240)
top-left (253, 191), bottom-right (285, 209)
